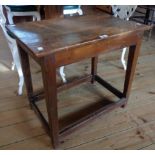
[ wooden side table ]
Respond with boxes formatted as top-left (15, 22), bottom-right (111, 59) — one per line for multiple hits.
top-left (7, 14), bottom-right (150, 149)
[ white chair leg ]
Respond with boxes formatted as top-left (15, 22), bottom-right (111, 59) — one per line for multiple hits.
top-left (8, 41), bottom-right (24, 95)
top-left (11, 62), bottom-right (15, 70)
top-left (59, 66), bottom-right (67, 83)
top-left (18, 75), bottom-right (24, 95)
top-left (13, 46), bottom-right (24, 95)
top-left (77, 9), bottom-right (83, 15)
top-left (7, 12), bottom-right (14, 24)
top-left (34, 12), bottom-right (41, 21)
top-left (32, 16), bottom-right (36, 21)
top-left (121, 47), bottom-right (127, 70)
top-left (32, 12), bottom-right (41, 21)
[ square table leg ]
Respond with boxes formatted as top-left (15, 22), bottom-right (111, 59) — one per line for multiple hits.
top-left (41, 56), bottom-right (59, 149)
top-left (18, 45), bottom-right (34, 108)
top-left (123, 41), bottom-right (142, 107)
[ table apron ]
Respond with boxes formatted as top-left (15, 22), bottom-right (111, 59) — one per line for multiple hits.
top-left (54, 32), bottom-right (143, 67)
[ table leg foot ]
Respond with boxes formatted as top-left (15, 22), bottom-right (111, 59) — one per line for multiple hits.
top-left (121, 103), bottom-right (127, 108)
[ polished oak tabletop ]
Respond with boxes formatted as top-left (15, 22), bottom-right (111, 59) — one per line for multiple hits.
top-left (6, 14), bottom-right (150, 58)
